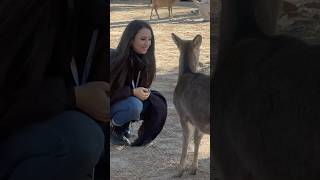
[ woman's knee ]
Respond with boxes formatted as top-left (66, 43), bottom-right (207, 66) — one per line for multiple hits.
top-left (1, 111), bottom-right (105, 176)
top-left (127, 96), bottom-right (143, 118)
top-left (111, 97), bottom-right (143, 123)
top-left (53, 111), bottom-right (105, 167)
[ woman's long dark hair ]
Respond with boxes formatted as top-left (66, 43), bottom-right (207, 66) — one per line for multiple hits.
top-left (110, 20), bottom-right (156, 91)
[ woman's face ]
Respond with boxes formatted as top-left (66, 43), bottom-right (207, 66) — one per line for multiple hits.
top-left (132, 27), bottom-right (152, 55)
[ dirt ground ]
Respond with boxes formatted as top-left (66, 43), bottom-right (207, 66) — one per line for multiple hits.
top-left (110, 0), bottom-right (320, 179)
top-left (110, 0), bottom-right (211, 179)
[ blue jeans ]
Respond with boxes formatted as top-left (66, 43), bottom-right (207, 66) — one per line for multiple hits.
top-left (0, 111), bottom-right (105, 180)
top-left (111, 96), bottom-right (144, 126)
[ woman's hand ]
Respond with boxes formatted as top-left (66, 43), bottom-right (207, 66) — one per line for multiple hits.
top-left (75, 81), bottom-right (110, 122)
top-left (133, 87), bottom-right (150, 101)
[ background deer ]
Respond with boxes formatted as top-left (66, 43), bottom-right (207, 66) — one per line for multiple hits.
top-left (172, 33), bottom-right (210, 177)
top-left (150, 0), bottom-right (178, 20)
top-left (214, 0), bottom-right (320, 179)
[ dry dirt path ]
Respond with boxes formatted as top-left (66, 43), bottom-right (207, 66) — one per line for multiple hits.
top-left (110, 1), bottom-right (211, 179)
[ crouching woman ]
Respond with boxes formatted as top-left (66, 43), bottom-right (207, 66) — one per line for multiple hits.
top-left (110, 20), bottom-right (167, 146)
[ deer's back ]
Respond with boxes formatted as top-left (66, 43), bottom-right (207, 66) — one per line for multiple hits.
top-left (214, 35), bottom-right (320, 178)
top-left (174, 72), bottom-right (210, 133)
top-left (151, 0), bottom-right (177, 8)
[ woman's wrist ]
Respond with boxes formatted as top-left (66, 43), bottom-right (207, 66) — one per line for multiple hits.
top-left (132, 88), bottom-right (139, 97)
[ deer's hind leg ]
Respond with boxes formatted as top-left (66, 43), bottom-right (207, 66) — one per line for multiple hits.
top-left (175, 114), bottom-right (193, 177)
top-left (191, 128), bottom-right (204, 175)
top-left (169, 6), bottom-right (173, 20)
top-left (154, 8), bottom-right (160, 19)
top-left (150, 8), bottom-right (154, 19)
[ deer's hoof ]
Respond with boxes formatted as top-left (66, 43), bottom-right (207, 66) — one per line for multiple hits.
top-left (173, 169), bottom-right (184, 178)
top-left (190, 168), bottom-right (197, 175)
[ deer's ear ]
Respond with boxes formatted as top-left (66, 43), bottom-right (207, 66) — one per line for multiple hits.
top-left (193, 34), bottom-right (202, 48)
top-left (171, 33), bottom-right (182, 47)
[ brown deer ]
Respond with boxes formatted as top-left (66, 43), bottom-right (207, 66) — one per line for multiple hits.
top-left (150, 0), bottom-right (178, 20)
top-left (214, 0), bottom-right (320, 179)
top-left (172, 33), bottom-right (210, 177)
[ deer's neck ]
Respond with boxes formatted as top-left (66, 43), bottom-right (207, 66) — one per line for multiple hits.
top-left (218, 0), bottom-right (281, 68)
top-left (219, 0), bottom-right (258, 62)
top-left (179, 50), bottom-right (198, 76)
